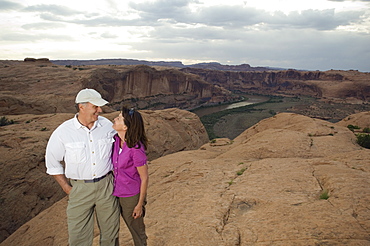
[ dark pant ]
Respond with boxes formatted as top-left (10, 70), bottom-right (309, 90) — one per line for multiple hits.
top-left (119, 193), bottom-right (148, 246)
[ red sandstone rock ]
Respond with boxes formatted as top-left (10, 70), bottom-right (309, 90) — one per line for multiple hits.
top-left (2, 112), bottom-right (370, 245)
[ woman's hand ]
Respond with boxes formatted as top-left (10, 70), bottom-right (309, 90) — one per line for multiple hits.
top-left (132, 205), bottom-right (143, 219)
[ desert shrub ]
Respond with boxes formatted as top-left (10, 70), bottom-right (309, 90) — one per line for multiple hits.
top-left (320, 189), bottom-right (329, 200)
top-left (356, 133), bottom-right (370, 149)
top-left (347, 124), bottom-right (360, 131)
top-left (269, 109), bottom-right (276, 115)
top-left (237, 168), bottom-right (246, 176)
top-left (363, 127), bottom-right (370, 133)
top-left (0, 116), bottom-right (14, 126)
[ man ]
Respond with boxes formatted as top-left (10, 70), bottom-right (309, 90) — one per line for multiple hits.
top-left (45, 88), bottom-right (120, 246)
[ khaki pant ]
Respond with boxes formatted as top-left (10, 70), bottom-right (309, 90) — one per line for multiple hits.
top-left (67, 173), bottom-right (120, 246)
top-left (119, 194), bottom-right (148, 246)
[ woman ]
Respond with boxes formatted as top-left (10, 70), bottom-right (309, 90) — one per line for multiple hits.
top-left (112, 107), bottom-right (148, 246)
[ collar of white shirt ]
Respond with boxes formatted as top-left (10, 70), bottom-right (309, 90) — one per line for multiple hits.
top-left (73, 114), bottom-right (102, 130)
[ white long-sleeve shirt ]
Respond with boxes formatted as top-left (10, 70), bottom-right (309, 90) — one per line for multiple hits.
top-left (45, 115), bottom-right (116, 180)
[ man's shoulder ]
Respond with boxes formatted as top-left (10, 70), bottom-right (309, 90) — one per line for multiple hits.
top-left (54, 118), bottom-right (75, 132)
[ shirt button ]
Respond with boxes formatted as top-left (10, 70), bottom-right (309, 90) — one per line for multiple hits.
top-left (93, 163), bottom-right (96, 165)
top-left (90, 140), bottom-right (92, 142)
top-left (92, 151), bottom-right (94, 154)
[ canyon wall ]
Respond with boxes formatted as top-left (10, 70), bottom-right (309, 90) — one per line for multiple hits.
top-left (0, 62), bottom-right (235, 115)
top-left (1, 61), bottom-right (369, 117)
top-left (81, 65), bottom-right (236, 110)
top-left (181, 68), bottom-right (370, 102)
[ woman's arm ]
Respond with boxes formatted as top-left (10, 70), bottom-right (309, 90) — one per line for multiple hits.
top-left (132, 164), bottom-right (149, 219)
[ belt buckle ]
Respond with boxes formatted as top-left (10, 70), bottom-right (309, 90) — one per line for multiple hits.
top-left (84, 179), bottom-right (95, 183)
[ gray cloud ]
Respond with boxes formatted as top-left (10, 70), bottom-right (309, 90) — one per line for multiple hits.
top-left (23, 4), bottom-right (84, 16)
top-left (192, 5), bottom-right (267, 27)
top-left (0, 0), bottom-right (22, 11)
top-left (128, 0), bottom-right (195, 21)
top-left (0, 32), bottom-right (74, 41)
top-left (31, 2), bottom-right (365, 33)
top-left (128, 27), bottom-right (370, 71)
top-left (127, 2), bottom-right (365, 31)
top-left (100, 32), bottom-right (118, 39)
top-left (21, 22), bottom-right (65, 30)
top-left (268, 9), bottom-right (365, 30)
top-left (1, 0), bottom-right (369, 71)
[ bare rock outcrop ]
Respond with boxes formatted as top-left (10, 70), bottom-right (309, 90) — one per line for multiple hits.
top-left (0, 109), bottom-right (208, 243)
top-left (24, 58), bottom-right (50, 63)
top-left (228, 112), bottom-right (360, 159)
top-left (336, 111), bottom-right (370, 129)
top-left (3, 112), bottom-right (370, 245)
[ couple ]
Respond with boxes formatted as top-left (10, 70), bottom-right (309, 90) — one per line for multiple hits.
top-left (45, 88), bottom-right (148, 246)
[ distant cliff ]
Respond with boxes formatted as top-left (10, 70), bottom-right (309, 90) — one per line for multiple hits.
top-left (51, 58), bottom-right (185, 68)
top-left (51, 59), bottom-right (275, 72)
top-left (1, 60), bottom-right (369, 117)
top-left (0, 63), bottom-right (237, 115)
top-left (81, 65), bottom-right (238, 110)
top-left (181, 68), bottom-right (370, 102)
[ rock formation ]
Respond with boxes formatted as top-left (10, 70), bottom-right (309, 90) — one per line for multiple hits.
top-left (0, 109), bottom-right (208, 243)
top-left (81, 65), bottom-right (236, 110)
top-left (2, 112), bottom-right (370, 245)
top-left (0, 62), bottom-right (235, 115)
top-left (336, 111), bottom-right (370, 129)
top-left (181, 68), bottom-right (370, 103)
top-left (1, 61), bottom-right (370, 117)
top-left (23, 58), bottom-right (50, 63)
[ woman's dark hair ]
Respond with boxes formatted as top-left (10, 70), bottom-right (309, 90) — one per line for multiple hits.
top-left (122, 106), bottom-right (148, 150)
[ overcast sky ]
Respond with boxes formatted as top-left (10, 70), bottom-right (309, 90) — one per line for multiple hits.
top-left (1, 0), bottom-right (369, 71)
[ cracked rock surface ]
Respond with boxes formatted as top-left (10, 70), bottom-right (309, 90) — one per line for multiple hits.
top-left (2, 112), bottom-right (370, 246)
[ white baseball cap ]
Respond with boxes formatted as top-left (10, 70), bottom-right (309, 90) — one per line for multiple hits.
top-left (75, 88), bottom-right (109, 106)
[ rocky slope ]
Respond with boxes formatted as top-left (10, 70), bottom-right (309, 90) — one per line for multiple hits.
top-left (0, 108), bottom-right (208, 242)
top-left (2, 112), bottom-right (370, 245)
top-left (337, 111), bottom-right (370, 129)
